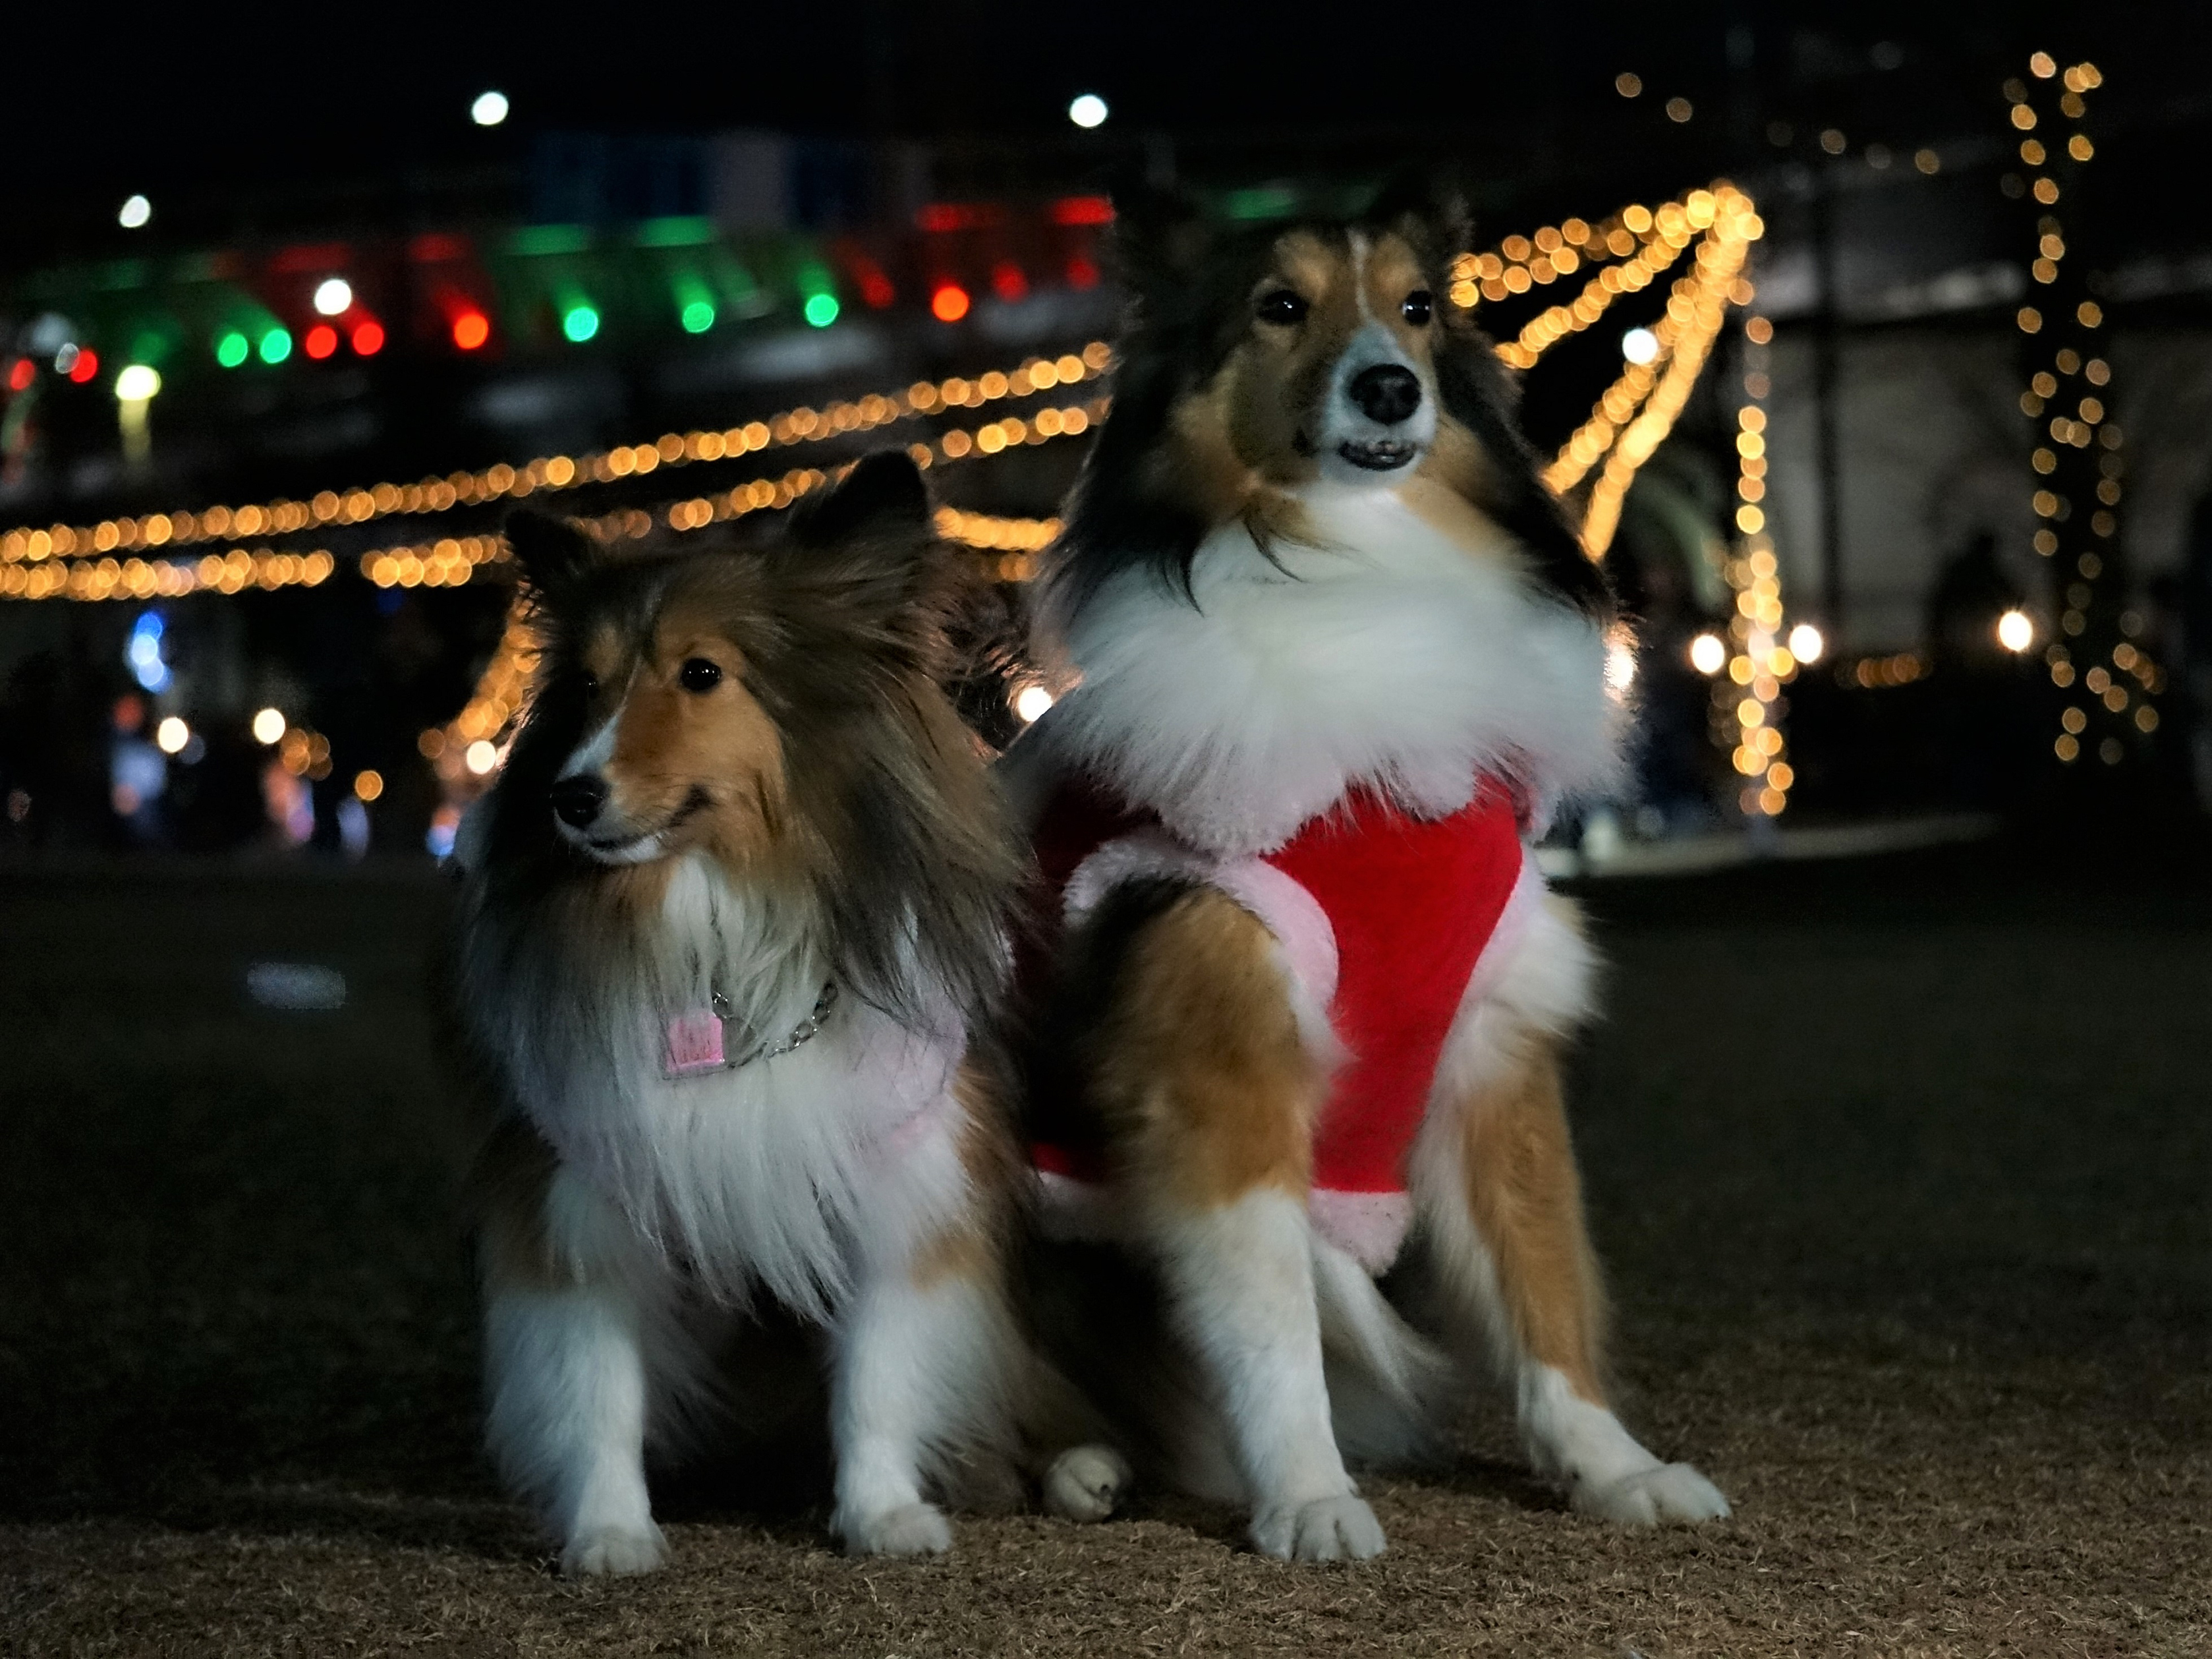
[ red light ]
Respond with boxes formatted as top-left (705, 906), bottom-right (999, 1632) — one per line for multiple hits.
top-left (844, 254), bottom-right (895, 310)
top-left (269, 242), bottom-right (351, 274)
top-left (1050, 195), bottom-right (1116, 226)
top-left (407, 233), bottom-right (468, 264)
top-left (451, 311), bottom-right (490, 351)
top-left (303, 325), bottom-right (339, 360)
top-left (1066, 254), bottom-right (1100, 291)
top-left (68, 349), bottom-right (99, 384)
top-left (916, 202), bottom-right (1002, 233)
top-left (5, 357), bottom-right (32, 393)
top-left (351, 320), bottom-right (385, 356)
top-left (990, 260), bottom-right (1029, 303)
top-left (930, 283), bottom-right (971, 323)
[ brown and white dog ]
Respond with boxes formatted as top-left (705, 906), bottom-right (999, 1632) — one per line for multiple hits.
top-left (1006, 186), bottom-right (1729, 1560)
top-left (451, 454), bottom-right (1123, 1573)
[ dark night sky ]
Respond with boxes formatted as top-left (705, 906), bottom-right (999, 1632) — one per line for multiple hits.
top-left (5, 1), bottom-right (2196, 247)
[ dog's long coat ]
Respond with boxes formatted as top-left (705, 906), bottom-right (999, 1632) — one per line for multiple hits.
top-left (1011, 189), bottom-right (1729, 1559)
top-left (452, 455), bottom-right (1120, 1573)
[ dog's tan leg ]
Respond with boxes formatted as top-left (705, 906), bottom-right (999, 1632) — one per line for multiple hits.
top-left (1412, 1030), bottom-right (1729, 1525)
top-left (1089, 886), bottom-right (1384, 1561)
top-left (473, 1118), bottom-right (675, 1575)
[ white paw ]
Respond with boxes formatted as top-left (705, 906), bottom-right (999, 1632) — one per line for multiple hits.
top-left (1251, 1494), bottom-right (1386, 1562)
top-left (1574, 1462), bottom-right (1732, 1526)
top-left (560, 1521), bottom-right (667, 1577)
top-left (840, 1501), bottom-right (953, 1557)
top-left (1044, 1443), bottom-right (1132, 1523)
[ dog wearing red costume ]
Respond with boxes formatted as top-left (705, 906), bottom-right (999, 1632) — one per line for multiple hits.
top-left (1006, 182), bottom-right (1730, 1560)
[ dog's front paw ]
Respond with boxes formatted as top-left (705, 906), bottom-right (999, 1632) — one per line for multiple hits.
top-left (560, 1521), bottom-right (668, 1577)
top-left (1043, 1443), bottom-right (1132, 1523)
top-left (1251, 1494), bottom-right (1386, 1561)
top-left (840, 1501), bottom-right (953, 1557)
top-left (1574, 1462), bottom-right (1731, 1526)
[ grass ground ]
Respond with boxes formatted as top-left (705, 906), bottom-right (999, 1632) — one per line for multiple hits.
top-left (1, 832), bottom-right (2207, 1656)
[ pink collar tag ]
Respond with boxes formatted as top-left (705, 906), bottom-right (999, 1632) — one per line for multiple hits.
top-left (664, 1009), bottom-right (728, 1077)
top-left (660, 981), bottom-right (839, 1080)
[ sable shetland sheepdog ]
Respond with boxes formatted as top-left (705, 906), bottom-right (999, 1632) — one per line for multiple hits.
top-left (451, 453), bottom-right (1125, 1574)
top-left (1006, 182), bottom-right (1730, 1560)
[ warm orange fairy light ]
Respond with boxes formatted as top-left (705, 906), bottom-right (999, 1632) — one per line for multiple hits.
top-left (5, 345), bottom-right (1118, 588)
top-left (451, 312), bottom-right (490, 350)
top-left (930, 283), bottom-right (972, 323)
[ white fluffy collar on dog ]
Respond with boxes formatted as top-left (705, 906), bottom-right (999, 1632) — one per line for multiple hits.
top-left (1017, 487), bottom-right (1620, 856)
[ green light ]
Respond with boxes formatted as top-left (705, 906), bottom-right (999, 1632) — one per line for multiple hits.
top-left (258, 328), bottom-right (293, 364)
top-left (1223, 185), bottom-right (1299, 222)
top-left (680, 299), bottom-right (716, 334)
top-left (803, 292), bottom-right (840, 328)
top-left (214, 332), bottom-right (250, 368)
top-left (562, 305), bottom-right (600, 343)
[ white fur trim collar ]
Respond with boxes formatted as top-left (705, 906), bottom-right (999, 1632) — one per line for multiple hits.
top-left (1027, 488), bottom-right (1619, 856)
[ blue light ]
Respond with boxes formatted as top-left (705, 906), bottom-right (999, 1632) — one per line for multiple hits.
top-left (126, 611), bottom-right (170, 692)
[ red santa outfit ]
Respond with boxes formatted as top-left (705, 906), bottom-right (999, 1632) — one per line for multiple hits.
top-left (1010, 488), bottom-right (1616, 1275)
top-left (1025, 772), bottom-right (1543, 1273)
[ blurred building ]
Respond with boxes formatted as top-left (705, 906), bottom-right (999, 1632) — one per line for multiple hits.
top-left (5, 28), bottom-right (2211, 850)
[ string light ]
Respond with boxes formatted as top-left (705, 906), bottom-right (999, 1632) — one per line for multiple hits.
top-left (1841, 651), bottom-right (1930, 688)
top-left (1709, 316), bottom-right (1798, 818)
top-left (2010, 55), bottom-right (2155, 766)
top-left (0, 548), bottom-right (335, 602)
top-left (3, 344), bottom-right (1116, 569)
top-left (1544, 187), bottom-right (1762, 558)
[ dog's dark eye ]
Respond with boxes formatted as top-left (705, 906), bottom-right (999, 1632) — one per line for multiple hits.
top-left (1256, 289), bottom-right (1309, 326)
top-left (679, 658), bottom-right (722, 693)
top-left (1402, 290), bottom-right (1434, 326)
top-left (578, 671), bottom-right (598, 698)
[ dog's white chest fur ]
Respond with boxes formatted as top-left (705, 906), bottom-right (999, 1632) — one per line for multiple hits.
top-left (461, 854), bottom-right (967, 1316)
top-left (1026, 486), bottom-right (1618, 854)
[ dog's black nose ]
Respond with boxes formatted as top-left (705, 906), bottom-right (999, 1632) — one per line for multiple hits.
top-left (549, 775), bottom-right (608, 829)
top-left (1348, 364), bottom-right (1422, 426)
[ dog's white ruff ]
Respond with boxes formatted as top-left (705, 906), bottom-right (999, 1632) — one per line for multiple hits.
top-left (1019, 484), bottom-right (1617, 856)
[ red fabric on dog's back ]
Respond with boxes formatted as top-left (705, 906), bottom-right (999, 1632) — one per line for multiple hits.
top-left (1027, 779), bottom-right (1523, 1197)
top-left (1270, 786), bottom-right (1519, 1192)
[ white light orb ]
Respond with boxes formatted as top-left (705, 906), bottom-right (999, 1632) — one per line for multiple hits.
top-left (156, 716), bottom-right (190, 755)
top-left (1689, 632), bottom-right (1726, 675)
top-left (252, 707), bottom-right (287, 745)
top-left (118, 194), bottom-right (152, 229)
top-left (1996, 608), bottom-right (2034, 653)
top-left (312, 278), bottom-right (353, 317)
top-left (1067, 94), bottom-right (1108, 129)
top-left (1620, 327), bottom-right (1659, 365)
top-left (1013, 684), bottom-right (1056, 723)
top-left (472, 90), bottom-right (510, 127)
top-left (113, 364), bottom-right (161, 401)
top-left (1788, 622), bottom-right (1825, 664)
top-left (465, 740), bottom-right (499, 775)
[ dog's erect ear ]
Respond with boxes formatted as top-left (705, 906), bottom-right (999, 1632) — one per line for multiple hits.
top-left (792, 450), bottom-right (932, 550)
top-left (1108, 177), bottom-right (1213, 295)
top-left (1367, 165), bottom-right (1473, 270)
top-left (504, 511), bottom-right (598, 607)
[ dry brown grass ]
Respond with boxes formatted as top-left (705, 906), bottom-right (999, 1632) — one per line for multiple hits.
top-left (2, 835), bottom-right (2207, 1656)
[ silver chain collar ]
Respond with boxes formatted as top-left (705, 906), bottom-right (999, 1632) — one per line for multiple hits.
top-left (708, 980), bottom-right (839, 1070)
